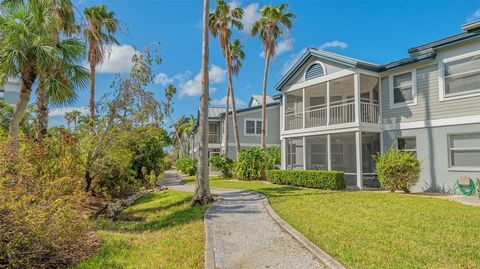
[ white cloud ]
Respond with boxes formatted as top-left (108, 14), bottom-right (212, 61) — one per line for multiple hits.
top-left (467, 9), bottom-right (480, 22)
top-left (153, 73), bottom-right (174, 86)
top-left (96, 44), bottom-right (139, 73)
top-left (49, 106), bottom-right (88, 117)
top-left (210, 95), bottom-right (246, 107)
top-left (319, 40), bottom-right (348, 50)
top-left (241, 2), bottom-right (260, 33)
top-left (178, 65), bottom-right (227, 97)
top-left (260, 38), bottom-right (294, 58)
top-left (281, 48), bottom-right (307, 75)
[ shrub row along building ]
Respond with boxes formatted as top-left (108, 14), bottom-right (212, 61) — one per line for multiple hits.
top-left (190, 19), bottom-right (480, 193)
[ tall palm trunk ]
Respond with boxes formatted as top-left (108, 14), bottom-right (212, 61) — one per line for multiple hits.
top-left (226, 56), bottom-right (241, 161)
top-left (89, 59), bottom-right (96, 127)
top-left (192, 0), bottom-right (212, 206)
top-left (9, 67), bottom-right (37, 138)
top-left (35, 81), bottom-right (49, 141)
top-left (261, 48), bottom-right (271, 149)
top-left (222, 55), bottom-right (230, 157)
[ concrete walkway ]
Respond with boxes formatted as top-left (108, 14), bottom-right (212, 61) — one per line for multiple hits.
top-left (161, 170), bottom-right (326, 269)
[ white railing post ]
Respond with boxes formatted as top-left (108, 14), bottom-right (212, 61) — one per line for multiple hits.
top-left (355, 131), bottom-right (363, 189)
top-left (282, 93), bottom-right (286, 131)
top-left (303, 136), bottom-right (307, 170)
top-left (327, 134), bottom-right (331, 171)
top-left (326, 81), bottom-right (330, 126)
top-left (354, 73), bottom-right (361, 124)
top-left (302, 88), bottom-right (306, 129)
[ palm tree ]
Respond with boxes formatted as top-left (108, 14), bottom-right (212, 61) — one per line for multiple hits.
top-left (84, 5), bottom-right (119, 126)
top-left (227, 39), bottom-right (245, 161)
top-left (65, 111), bottom-right (73, 130)
top-left (209, 0), bottom-right (243, 158)
top-left (34, 0), bottom-right (79, 141)
top-left (0, 0), bottom-right (86, 139)
top-left (192, 0), bottom-right (212, 206)
top-left (70, 109), bottom-right (81, 131)
top-left (251, 4), bottom-right (294, 148)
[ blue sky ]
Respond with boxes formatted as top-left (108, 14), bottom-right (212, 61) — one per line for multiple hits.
top-left (49, 0), bottom-right (480, 128)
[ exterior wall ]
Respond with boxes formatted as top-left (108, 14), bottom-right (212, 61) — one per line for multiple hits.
top-left (1, 82), bottom-right (20, 105)
top-left (220, 104), bottom-right (281, 159)
top-left (383, 123), bottom-right (480, 193)
top-left (284, 57), bottom-right (348, 88)
top-left (381, 38), bottom-right (480, 125)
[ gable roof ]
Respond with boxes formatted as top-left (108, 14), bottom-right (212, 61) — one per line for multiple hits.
top-left (248, 94), bottom-right (275, 107)
top-left (275, 48), bottom-right (381, 90)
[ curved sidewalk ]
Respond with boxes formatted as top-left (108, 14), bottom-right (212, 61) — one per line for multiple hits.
top-left (161, 171), bottom-right (327, 269)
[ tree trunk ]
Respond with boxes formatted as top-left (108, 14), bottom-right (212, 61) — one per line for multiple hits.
top-left (261, 48), bottom-right (271, 149)
top-left (34, 79), bottom-right (49, 142)
top-left (222, 48), bottom-right (230, 157)
top-left (89, 60), bottom-right (96, 128)
top-left (192, 0), bottom-right (212, 206)
top-left (227, 59), bottom-right (241, 161)
top-left (9, 67), bottom-right (36, 138)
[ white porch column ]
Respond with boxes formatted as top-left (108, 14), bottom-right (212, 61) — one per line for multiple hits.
top-left (303, 136), bottom-right (307, 170)
top-left (281, 139), bottom-right (286, 170)
top-left (327, 134), bottom-right (332, 170)
top-left (355, 131), bottom-right (363, 189)
top-left (326, 81), bottom-right (330, 126)
top-left (282, 93), bottom-right (286, 132)
top-left (302, 87), bottom-right (306, 129)
top-left (354, 73), bottom-right (361, 123)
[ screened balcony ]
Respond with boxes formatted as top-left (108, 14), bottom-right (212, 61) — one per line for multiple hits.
top-left (208, 122), bottom-right (221, 144)
top-left (284, 74), bottom-right (379, 131)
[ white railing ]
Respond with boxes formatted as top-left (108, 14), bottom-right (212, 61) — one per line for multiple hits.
top-left (208, 133), bottom-right (220, 144)
top-left (361, 102), bottom-right (379, 123)
top-left (285, 112), bottom-right (303, 130)
top-left (305, 106), bottom-right (327, 128)
top-left (330, 102), bottom-right (355, 125)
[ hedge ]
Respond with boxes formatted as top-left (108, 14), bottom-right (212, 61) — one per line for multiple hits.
top-left (265, 170), bottom-right (346, 190)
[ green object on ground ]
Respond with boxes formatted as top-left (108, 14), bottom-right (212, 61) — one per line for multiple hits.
top-left (184, 176), bottom-right (480, 269)
top-left (456, 178), bottom-right (476, 196)
top-left (75, 190), bottom-right (208, 269)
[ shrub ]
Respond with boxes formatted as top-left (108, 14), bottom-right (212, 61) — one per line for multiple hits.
top-left (375, 148), bottom-right (421, 193)
top-left (163, 156), bottom-right (173, 170)
top-left (477, 179), bottom-right (480, 198)
top-left (0, 134), bottom-right (93, 268)
top-left (176, 156), bottom-right (197, 176)
top-left (266, 146), bottom-right (281, 169)
top-left (266, 170), bottom-right (345, 189)
top-left (209, 154), bottom-right (234, 178)
top-left (234, 147), bottom-right (267, 180)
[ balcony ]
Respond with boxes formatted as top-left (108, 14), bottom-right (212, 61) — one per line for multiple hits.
top-left (284, 74), bottom-right (380, 131)
top-left (208, 133), bottom-right (221, 144)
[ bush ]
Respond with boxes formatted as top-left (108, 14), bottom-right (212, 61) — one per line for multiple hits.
top-left (266, 146), bottom-right (281, 169)
top-left (176, 156), bottom-right (197, 176)
top-left (209, 154), bottom-right (234, 178)
top-left (0, 134), bottom-right (93, 268)
top-left (234, 147), bottom-right (267, 180)
top-left (477, 179), bottom-right (480, 198)
top-left (163, 156), bottom-right (173, 170)
top-left (375, 148), bottom-right (421, 193)
top-left (266, 170), bottom-right (345, 189)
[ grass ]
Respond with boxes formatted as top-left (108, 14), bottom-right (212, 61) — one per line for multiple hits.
top-left (75, 190), bottom-right (209, 269)
top-left (184, 176), bottom-right (480, 269)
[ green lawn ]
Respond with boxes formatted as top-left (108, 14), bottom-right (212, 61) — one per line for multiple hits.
top-left (184, 176), bottom-right (480, 269)
top-left (75, 190), bottom-right (208, 269)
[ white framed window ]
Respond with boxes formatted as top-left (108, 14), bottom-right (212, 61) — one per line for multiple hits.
top-left (448, 132), bottom-right (480, 171)
top-left (244, 118), bottom-right (263, 136)
top-left (397, 137), bottom-right (416, 154)
top-left (389, 70), bottom-right (417, 108)
top-left (439, 50), bottom-right (480, 101)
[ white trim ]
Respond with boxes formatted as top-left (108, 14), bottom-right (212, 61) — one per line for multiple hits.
top-left (303, 60), bottom-right (327, 81)
top-left (302, 136), bottom-right (307, 170)
top-left (226, 142), bottom-right (280, 147)
top-left (355, 131), bottom-right (363, 189)
top-left (438, 50), bottom-right (480, 102)
top-left (383, 114), bottom-right (480, 131)
top-left (447, 132), bottom-right (480, 171)
top-left (389, 69), bottom-right (418, 109)
top-left (281, 124), bottom-right (382, 139)
top-left (284, 69), bottom-right (356, 93)
top-left (243, 118), bottom-right (265, 136)
top-left (354, 73), bottom-right (361, 123)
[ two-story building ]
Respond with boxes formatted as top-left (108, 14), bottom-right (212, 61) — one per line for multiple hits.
top-left (277, 20), bottom-right (480, 192)
top-left (0, 78), bottom-right (21, 105)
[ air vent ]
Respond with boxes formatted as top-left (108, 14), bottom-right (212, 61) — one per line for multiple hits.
top-left (305, 63), bottom-right (325, 80)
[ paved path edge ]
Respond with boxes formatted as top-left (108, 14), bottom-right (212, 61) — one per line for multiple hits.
top-left (259, 194), bottom-right (346, 269)
top-left (204, 203), bottom-right (216, 269)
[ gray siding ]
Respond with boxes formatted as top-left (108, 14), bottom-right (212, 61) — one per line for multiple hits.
top-left (383, 123), bottom-right (480, 192)
top-left (382, 64), bottom-right (480, 124)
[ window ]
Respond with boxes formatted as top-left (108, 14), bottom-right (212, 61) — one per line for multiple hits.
top-left (449, 133), bottom-right (480, 170)
top-left (392, 72), bottom-right (415, 105)
top-left (443, 53), bottom-right (480, 99)
top-left (245, 119), bottom-right (262, 135)
top-left (305, 63), bottom-right (325, 80)
top-left (397, 137), bottom-right (416, 154)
